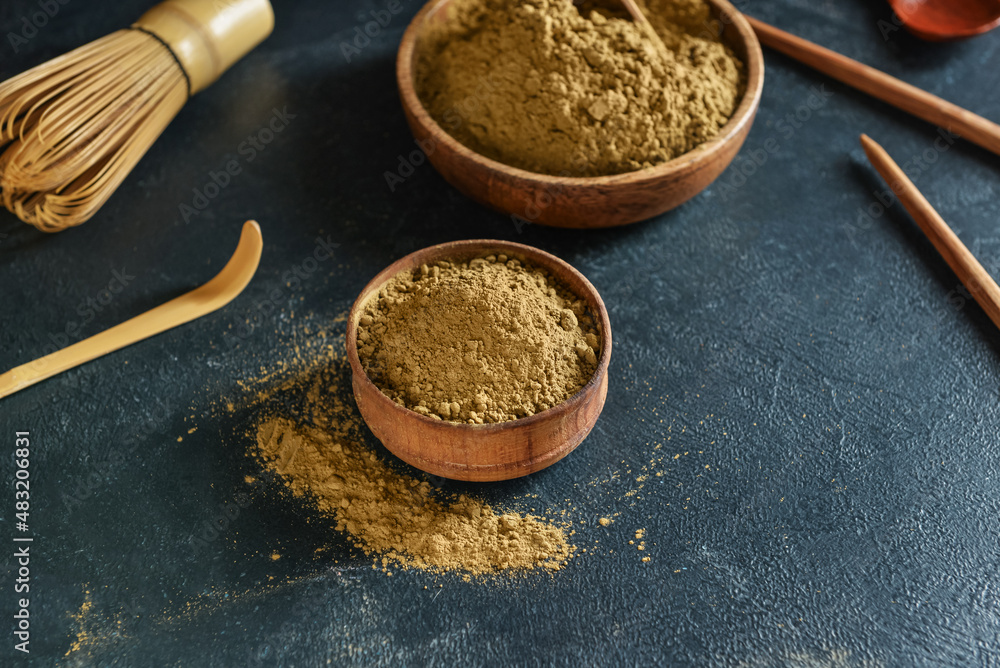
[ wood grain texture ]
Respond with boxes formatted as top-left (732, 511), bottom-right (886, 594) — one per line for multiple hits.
top-left (746, 15), bottom-right (1000, 156)
top-left (345, 240), bottom-right (613, 482)
top-left (861, 134), bottom-right (1000, 331)
top-left (395, 0), bottom-right (764, 228)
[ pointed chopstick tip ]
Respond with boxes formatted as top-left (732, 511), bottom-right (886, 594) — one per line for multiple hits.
top-left (859, 133), bottom-right (878, 155)
top-left (858, 134), bottom-right (891, 174)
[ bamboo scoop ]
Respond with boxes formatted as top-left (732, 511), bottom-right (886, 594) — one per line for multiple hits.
top-left (860, 135), bottom-right (1000, 331)
top-left (0, 221), bottom-right (263, 399)
top-left (745, 16), bottom-right (1000, 157)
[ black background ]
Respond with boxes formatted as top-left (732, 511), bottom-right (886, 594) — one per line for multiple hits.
top-left (2, 0), bottom-right (1000, 665)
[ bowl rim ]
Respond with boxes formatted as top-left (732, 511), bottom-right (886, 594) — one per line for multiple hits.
top-left (345, 239), bottom-right (613, 434)
top-left (396, 0), bottom-right (765, 185)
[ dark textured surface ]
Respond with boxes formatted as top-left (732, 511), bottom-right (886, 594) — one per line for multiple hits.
top-left (2, 0), bottom-right (1000, 665)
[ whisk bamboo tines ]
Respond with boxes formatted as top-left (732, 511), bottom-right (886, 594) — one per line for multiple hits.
top-left (0, 0), bottom-right (274, 232)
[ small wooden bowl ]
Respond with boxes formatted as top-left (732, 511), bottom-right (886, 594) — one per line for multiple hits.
top-left (396, 0), bottom-right (765, 228)
top-left (345, 240), bottom-right (612, 482)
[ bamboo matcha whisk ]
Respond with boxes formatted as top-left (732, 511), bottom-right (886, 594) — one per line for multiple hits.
top-left (0, 0), bottom-right (274, 232)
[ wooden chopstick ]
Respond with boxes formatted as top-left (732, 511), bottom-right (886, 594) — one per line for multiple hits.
top-left (746, 16), bottom-right (1000, 157)
top-left (860, 134), bottom-right (1000, 331)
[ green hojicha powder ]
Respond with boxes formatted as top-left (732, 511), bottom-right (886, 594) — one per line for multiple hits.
top-left (415, 0), bottom-right (745, 176)
top-left (356, 254), bottom-right (601, 423)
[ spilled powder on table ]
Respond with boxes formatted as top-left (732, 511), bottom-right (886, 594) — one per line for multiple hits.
top-left (578, 373), bottom-right (736, 564)
top-left (224, 321), bottom-right (576, 576)
top-left (184, 310), bottom-right (579, 576)
top-left (233, 331), bottom-right (692, 574)
top-left (61, 574), bottom-right (338, 660)
top-left (65, 590), bottom-right (96, 657)
top-left (64, 588), bottom-right (131, 659)
top-left (256, 410), bottom-right (574, 575)
top-left (201, 309), bottom-right (775, 592)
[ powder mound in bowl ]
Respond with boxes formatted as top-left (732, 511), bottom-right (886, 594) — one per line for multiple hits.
top-left (356, 253), bottom-right (601, 424)
top-left (415, 0), bottom-right (745, 176)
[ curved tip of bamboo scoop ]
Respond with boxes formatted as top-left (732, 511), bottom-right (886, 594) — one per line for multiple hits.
top-left (0, 220), bottom-right (263, 400)
top-left (204, 220), bottom-right (263, 303)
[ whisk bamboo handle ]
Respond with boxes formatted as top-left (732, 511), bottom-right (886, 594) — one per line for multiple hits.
top-left (0, 0), bottom-right (274, 231)
top-left (134, 0), bottom-right (274, 94)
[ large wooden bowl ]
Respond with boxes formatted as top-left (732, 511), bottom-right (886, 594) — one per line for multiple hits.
top-left (345, 240), bottom-right (612, 482)
top-left (396, 0), bottom-right (764, 228)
